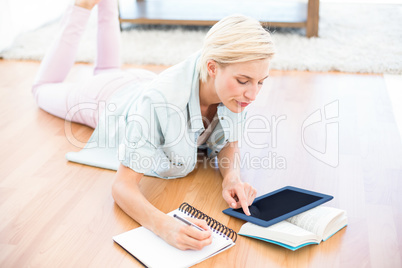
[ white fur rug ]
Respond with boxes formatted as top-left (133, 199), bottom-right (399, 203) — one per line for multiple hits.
top-left (1, 2), bottom-right (402, 74)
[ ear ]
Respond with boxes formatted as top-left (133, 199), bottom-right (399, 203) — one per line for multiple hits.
top-left (206, 60), bottom-right (218, 78)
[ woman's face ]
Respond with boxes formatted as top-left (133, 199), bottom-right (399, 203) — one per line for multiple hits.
top-left (211, 59), bottom-right (270, 113)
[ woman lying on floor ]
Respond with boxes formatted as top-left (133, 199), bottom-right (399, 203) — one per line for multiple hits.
top-left (32, 0), bottom-right (275, 250)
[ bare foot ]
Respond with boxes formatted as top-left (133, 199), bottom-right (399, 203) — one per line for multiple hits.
top-left (75, 0), bottom-right (101, 10)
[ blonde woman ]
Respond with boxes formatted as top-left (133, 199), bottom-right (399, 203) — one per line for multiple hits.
top-left (32, 0), bottom-right (275, 250)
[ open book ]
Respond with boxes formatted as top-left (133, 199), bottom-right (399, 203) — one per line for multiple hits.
top-left (238, 206), bottom-right (347, 251)
top-left (113, 203), bottom-right (236, 268)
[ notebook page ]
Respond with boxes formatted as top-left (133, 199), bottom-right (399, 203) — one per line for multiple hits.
top-left (113, 208), bottom-right (234, 268)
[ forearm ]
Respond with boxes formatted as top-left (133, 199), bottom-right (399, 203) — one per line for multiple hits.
top-left (112, 164), bottom-right (167, 236)
top-left (217, 141), bottom-right (241, 183)
top-left (112, 164), bottom-right (213, 250)
top-left (218, 141), bottom-right (256, 215)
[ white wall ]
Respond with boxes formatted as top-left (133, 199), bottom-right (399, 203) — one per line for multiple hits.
top-left (0, 0), bottom-right (70, 52)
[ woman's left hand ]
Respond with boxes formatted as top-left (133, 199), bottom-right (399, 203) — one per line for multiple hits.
top-left (222, 176), bottom-right (257, 216)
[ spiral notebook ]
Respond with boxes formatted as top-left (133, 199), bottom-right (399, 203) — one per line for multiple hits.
top-left (113, 203), bottom-right (237, 268)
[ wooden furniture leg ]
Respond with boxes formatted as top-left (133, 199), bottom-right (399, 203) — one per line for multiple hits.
top-left (306, 0), bottom-right (320, 37)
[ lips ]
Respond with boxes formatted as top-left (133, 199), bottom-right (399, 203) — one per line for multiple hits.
top-left (236, 101), bottom-right (251, 107)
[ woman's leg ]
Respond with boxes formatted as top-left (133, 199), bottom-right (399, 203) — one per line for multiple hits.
top-left (32, 0), bottom-right (123, 127)
top-left (32, 0), bottom-right (156, 128)
top-left (93, 0), bottom-right (121, 74)
top-left (32, 5), bottom-right (92, 119)
top-left (33, 5), bottom-right (91, 90)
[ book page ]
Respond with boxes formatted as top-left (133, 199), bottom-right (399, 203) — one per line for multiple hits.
top-left (322, 213), bottom-right (348, 240)
top-left (239, 220), bottom-right (319, 247)
top-left (113, 209), bottom-right (234, 268)
top-left (285, 206), bottom-right (345, 239)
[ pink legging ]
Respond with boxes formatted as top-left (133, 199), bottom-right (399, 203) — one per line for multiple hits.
top-left (32, 0), bottom-right (156, 128)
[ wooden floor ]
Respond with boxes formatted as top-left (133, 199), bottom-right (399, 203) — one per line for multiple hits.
top-left (0, 59), bottom-right (401, 267)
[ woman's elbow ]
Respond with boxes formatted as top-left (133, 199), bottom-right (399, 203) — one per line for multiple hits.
top-left (111, 175), bottom-right (122, 203)
top-left (111, 165), bottom-right (143, 203)
top-left (111, 170), bottom-right (128, 204)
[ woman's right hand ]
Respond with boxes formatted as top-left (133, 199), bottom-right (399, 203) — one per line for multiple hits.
top-left (112, 164), bottom-right (212, 251)
top-left (156, 215), bottom-right (213, 251)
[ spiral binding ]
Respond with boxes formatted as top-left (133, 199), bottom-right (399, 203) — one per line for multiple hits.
top-left (179, 202), bottom-right (237, 242)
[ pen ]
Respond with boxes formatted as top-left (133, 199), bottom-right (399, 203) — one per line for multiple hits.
top-left (173, 214), bottom-right (205, 231)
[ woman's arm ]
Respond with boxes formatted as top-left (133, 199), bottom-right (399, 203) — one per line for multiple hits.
top-left (217, 141), bottom-right (257, 216)
top-left (112, 164), bottom-right (212, 250)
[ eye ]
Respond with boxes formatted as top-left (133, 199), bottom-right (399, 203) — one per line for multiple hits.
top-left (237, 79), bottom-right (247, 85)
top-left (258, 81), bottom-right (264, 86)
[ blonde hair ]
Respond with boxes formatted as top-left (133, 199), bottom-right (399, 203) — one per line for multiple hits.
top-left (197, 14), bottom-right (276, 83)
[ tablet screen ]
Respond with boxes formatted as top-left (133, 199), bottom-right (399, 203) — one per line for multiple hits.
top-left (222, 186), bottom-right (333, 227)
top-left (233, 189), bottom-right (322, 221)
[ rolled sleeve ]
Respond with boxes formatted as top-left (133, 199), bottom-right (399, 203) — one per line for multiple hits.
top-left (119, 140), bottom-right (157, 174)
top-left (118, 95), bottom-right (164, 174)
top-left (230, 110), bottom-right (248, 143)
top-left (205, 108), bottom-right (248, 158)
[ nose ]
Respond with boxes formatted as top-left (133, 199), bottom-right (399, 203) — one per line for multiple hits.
top-left (244, 83), bottom-right (260, 102)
